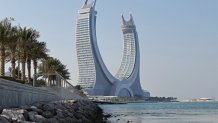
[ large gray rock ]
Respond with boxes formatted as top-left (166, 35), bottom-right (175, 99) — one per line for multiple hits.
top-left (33, 115), bottom-right (46, 123)
top-left (20, 121), bottom-right (36, 123)
top-left (33, 102), bottom-right (43, 109)
top-left (62, 117), bottom-right (82, 123)
top-left (30, 106), bottom-right (37, 110)
top-left (42, 111), bottom-right (53, 118)
top-left (42, 104), bottom-right (54, 111)
top-left (23, 110), bottom-right (29, 121)
top-left (19, 105), bottom-right (31, 111)
top-left (28, 111), bottom-right (38, 121)
top-left (0, 109), bottom-right (25, 122)
top-left (42, 104), bottom-right (55, 115)
top-left (30, 106), bottom-right (43, 115)
top-left (0, 106), bottom-right (3, 114)
top-left (0, 116), bottom-right (10, 123)
top-left (46, 118), bottom-right (59, 123)
top-left (55, 109), bottom-right (65, 120)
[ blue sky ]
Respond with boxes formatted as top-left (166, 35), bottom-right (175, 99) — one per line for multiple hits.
top-left (0, 0), bottom-right (218, 100)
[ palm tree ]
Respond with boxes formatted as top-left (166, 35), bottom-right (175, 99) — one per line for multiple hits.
top-left (31, 41), bottom-right (48, 76)
top-left (38, 57), bottom-right (70, 86)
top-left (8, 67), bottom-right (22, 79)
top-left (1, 18), bottom-right (51, 83)
top-left (6, 26), bottom-right (19, 78)
top-left (0, 18), bottom-right (13, 76)
top-left (16, 27), bottom-right (22, 79)
top-left (17, 27), bottom-right (28, 81)
top-left (27, 30), bottom-right (40, 82)
top-left (17, 27), bottom-right (39, 81)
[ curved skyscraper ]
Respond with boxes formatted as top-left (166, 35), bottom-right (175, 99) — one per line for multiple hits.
top-left (76, 0), bottom-right (149, 97)
top-left (115, 15), bottom-right (138, 81)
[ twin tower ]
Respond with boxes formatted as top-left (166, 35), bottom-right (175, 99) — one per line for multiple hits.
top-left (76, 0), bottom-right (149, 97)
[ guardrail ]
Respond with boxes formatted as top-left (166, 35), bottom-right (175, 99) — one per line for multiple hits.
top-left (33, 71), bottom-right (74, 88)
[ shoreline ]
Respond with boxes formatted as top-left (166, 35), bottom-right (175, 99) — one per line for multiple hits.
top-left (0, 100), bottom-right (106, 123)
top-left (100, 101), bottom-right (218, 123)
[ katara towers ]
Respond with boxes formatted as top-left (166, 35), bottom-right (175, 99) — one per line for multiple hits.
top-left (76, 0), bottom-right (149, 97)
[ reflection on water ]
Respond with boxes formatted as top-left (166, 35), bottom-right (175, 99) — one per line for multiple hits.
top-left (100, 102), bottom-right (218, 123)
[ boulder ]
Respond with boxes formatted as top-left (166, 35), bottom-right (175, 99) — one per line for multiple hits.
top-left (42, 104), bottom-right (55, 115)
top-left (23, 110), bottom-right (29, 121)
top-left (42, 104), bottom-right (54, 111)
top-left (55, 109), bottom-right (64, 118)
top-left (20, 121), bottom-right (36, 123)
top-left (64, 117), bottom-right (82, 123)
top-left (30, 106), bottom-right (37, 110)
top-left (0, 106), bottom-right (3, 114)
top-left (42, 111), bottom-right (53, 118)
top-left (19, 105), bottom-right (31, 111)
top-left (30, 106), bottom-right (43, 115)
top-left (0, 109), bottom-right (25, 122)
top-left (33, 102), bottom-right (43, 109)
top-left (28, 111), bottom-right (38, 121)
top-left (15, 109), bottom-right (26, 114)
top-left (46, 118), bottom-right (59, 123)
top-left (33, 115), bottom-right (46, 123)
top-left (103, 113), bottom-right (112, 118)
top-left (0, 116), bottom-right (10, 123)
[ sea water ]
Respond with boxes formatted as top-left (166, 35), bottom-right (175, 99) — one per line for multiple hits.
top-left (100, 102), bottom-right (218, 123)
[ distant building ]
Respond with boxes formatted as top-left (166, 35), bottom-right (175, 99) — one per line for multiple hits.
top-left (143, 90), bottom-right (150, 97)
top-left (76, 0), bottom-right (149, 98)
top-left (191, 98), bottom-right (215, 102)
top-left (181, 97), bottom-right (216, 102)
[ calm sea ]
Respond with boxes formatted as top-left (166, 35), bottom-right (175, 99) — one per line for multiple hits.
top-left (100, 102), bottom-right (218, 123)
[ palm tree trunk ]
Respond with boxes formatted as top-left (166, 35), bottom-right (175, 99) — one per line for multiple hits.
top-left (17, 52), bottom-right (21, 79)
top-left (33, 60), bottom-right (37, 75)
top-left (0, 46), bottom-right (5, 76)
top-left (27, 57), bottom-right (31, 83)
top-left (11, 56), bottom-right (16, 78)
top-left (48, 75), bottom-right (51, 86)
top-left (21, 53), bottom-right (26, 81)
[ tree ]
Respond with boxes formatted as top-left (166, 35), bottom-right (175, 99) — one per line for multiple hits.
top-left (8, 67), bottom-right (22, 79)
top-left (17, 27), bottom-right (28, 81)
top-left (0, 18), bottom-right (51, 85)
top-left (0, 18), bottom-right (13, 76)
top-left (25, 40), bottom-right (48, 83)
top-left (31, 41), bottom-right (48, 76)
top-left (38, 57), bottom-right (70, 86)
top-left (16, 27), bottom-right (23, 79)
top-left (6, 26), bottom-right (19, 78)
top-left (26, 29), bottom-right (40, 82)
top-left (17, 27), bottom-right (39, 81)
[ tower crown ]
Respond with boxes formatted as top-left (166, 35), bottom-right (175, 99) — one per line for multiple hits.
top-left (121, 14), bottom-right (136, 31)
top-left (82, 0), bottom-right (96, 9)
top-left (79, 0), bottom-right (97, 14)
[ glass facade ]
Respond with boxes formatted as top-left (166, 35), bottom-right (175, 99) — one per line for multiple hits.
top-left (115, 28), bottom-right (136, 80)
top-left (76, 7), bottom-right (96, 88)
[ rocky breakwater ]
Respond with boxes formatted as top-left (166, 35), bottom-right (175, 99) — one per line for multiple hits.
top-left (0, 100), bottom-right (105, 123)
